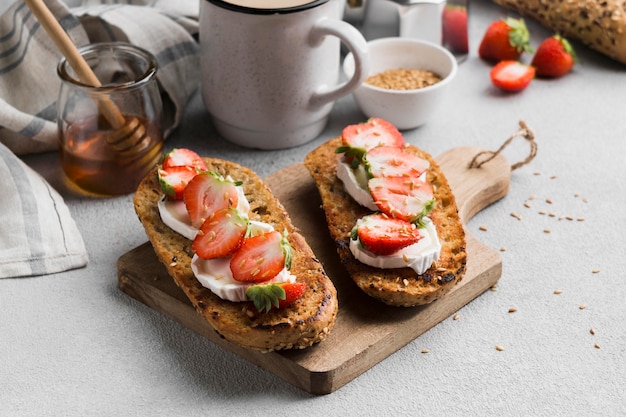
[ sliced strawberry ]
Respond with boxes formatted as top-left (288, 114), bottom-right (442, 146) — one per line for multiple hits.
top-left (336, 118), bottom-right (405, 167)
top-left (531, 34), bottom-right (577, 78)
top-left (490, 60), bottom-right (535, 92)
top-left (478, 18), bottom-right (532, 62)
top-left (192, 208), bottom-right (249, 259)
top-left (183, 171), bottom-right (241, 228)
top-left (442, 5), bottom-right (468, 54)
top-left (157, 165), bottom-right (198, 200)
top-left (368, 176), bottom-right (435, 224)
top-left (162, 148), bottom-right (207, 171)
top-left (364, 146), bottom-right (430, 179)
top-left (230, 231), bottom-right (293, 283)
top-left (245, 281), bottom-right (306, 312)
top-left (351, 213), bottom-right (422, 256)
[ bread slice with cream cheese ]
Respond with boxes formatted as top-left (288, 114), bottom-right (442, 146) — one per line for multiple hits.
top-left (133, 157), bottom-right (338, 351)
top-left (304, 137), bottom-right (466, 307)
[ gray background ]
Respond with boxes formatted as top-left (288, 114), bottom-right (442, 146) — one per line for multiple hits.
top-left (3, 0), bottom-right (625, 415)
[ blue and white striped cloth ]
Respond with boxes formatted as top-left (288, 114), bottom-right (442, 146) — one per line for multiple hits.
top-left (0, 0), bottom-right (200, 278)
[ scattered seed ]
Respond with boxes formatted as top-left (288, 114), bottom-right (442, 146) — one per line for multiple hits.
top-left (421, 349), bottom-right (430, 354)
top-left (554, 289), bottom-right (563, 294)
top-left (549, 212), bottom-right (556, 217)
top-left (590, 328), bottom-right (596, 335)
top-left (594, 343), bottom-right (601, 349)
top-left (592, 269), bottom-right (600, 274)
top-left (511, 212), bottom-right (522, 220)
top-left (528, 195), bottom-right (536, 201)
top-left (533, 171), bottom-right (541, 176)
top-left (508, 307), bottom-right (517, 313)
top-left (550, 175), bottom-right (557, 179)
top-left (500, 247), bottom-right (507, 252)
top-left (479, 225), bottom-right (488, 231)
top-left (524, 202), bottom-right (532, 208)
top-left (577, 217), bottom-right (585, 221)
top-left (539, 210), bottom-right (547, 215)
top-left (558, 215), bottom-right (565, 220)
top-left (490, 284), bottom-right (498, 291)
top-left (579, 304), bottom-right (587, 310)
top-left (574, 192), bottom-right (580, 197)
top-left (546, 198), bottom-right (553, 204)
top-left (583, 198), bottom-right (589, 203)
top-left (544, 229), bottom-right (551, 234)
top-left (495, 345), bottom-right (504, 351)
top-left (453, 314), bottom-right (460, 320)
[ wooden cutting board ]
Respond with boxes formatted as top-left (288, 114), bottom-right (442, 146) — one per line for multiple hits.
top-left (117, 146), bottom-right (510, 395)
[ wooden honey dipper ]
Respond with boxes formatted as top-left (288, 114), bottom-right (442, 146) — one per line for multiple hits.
top-left (25, 0), bottom-right (150, 156)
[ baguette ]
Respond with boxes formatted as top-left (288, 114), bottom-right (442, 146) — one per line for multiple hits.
top-left (492, 0), bottom-right (626, 64)
top-left (133, 157), bottom-right (338, 352)
top-left (304, 137), bottom-right (466, 307)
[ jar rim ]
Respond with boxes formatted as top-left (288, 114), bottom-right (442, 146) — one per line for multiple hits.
top-left (57, 42), bottom-right (158, 92)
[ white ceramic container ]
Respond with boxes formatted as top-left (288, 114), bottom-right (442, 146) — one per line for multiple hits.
top-left (343, 37), bottom-right (457, 130)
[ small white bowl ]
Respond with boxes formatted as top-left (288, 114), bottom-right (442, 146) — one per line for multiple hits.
top-left (343, 37), bottom-right (458, 130)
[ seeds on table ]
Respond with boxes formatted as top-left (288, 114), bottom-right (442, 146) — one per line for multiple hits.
top-left (365, 68), bottom-right (442, 90)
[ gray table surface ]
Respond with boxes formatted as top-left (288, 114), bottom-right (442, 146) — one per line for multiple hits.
top-left (3, 0), bottom-right (626, 415)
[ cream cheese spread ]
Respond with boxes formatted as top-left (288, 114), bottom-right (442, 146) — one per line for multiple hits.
top-left (337, 157), bottom-right (441, 273)
top-left (349, 217), bottom-right (441, 274)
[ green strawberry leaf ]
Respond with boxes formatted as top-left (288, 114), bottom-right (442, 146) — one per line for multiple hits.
top-left (246, 283), bottom-right (286, 313)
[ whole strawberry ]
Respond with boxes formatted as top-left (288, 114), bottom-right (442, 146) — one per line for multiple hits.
top-left (479, 18), bottom-right (533, 62)
top-left (531, 34), bottom-right (577, 78)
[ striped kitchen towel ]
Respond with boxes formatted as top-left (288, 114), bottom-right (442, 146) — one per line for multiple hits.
top-left (0, 0), bottom-right (200, 155)
top-left (0, 140), bottom-right (88, 278)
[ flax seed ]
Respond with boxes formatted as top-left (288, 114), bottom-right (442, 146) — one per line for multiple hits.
top-left (579, 304), bottom-right (587, 310)
top-left (365, 68), bottom-right (442, 90)
top-left (479, 225), bottom-right (488, 231)
top-left (544, 229), bottom-right (551, 233)
top-left (495, 345), bottom-right (504, 351)
top-left (421, 349), bottom-right (430, 354)
top-left (594, 343), bottom-right (601, 349)
top-left (592, 269), bottom-right (600, 274)
top-left (546, 198), bottom-right (553, 204)
top-left (508, 307), bottom-right (517, 313)
top-left (554, 289), bottom-right (562, 294)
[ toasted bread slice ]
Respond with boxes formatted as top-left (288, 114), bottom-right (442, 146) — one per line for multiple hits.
top-left (304, 137), bottom-right (466, 306)
top-left (133, 158), bottom-right (338, 351)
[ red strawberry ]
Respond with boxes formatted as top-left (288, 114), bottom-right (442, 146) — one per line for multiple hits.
top-left (364, 146), bottom-right (430, 179)
top-left (531, 34), bottom-right (577, 78)
top-left (336, 118), bottom-right (405, 168)
top-left (352, 213), bottom-right (422, 256)
top-left (192, 208), bottom-right (249, 259)
top-left (230, 231), bottom-right (292, 283)
top-left (368, 176), bottom-right (435, 224)
top-left (157, 165), bottom-right (198, 200)
top-left (478, 18), bottom-right (532, 62)
top-left (442, 5), bottom-right (468, 54)
top-left (183, 171), bottom-right (240, 228)
top-left (245, 281), bottom-right (307, 312)
top-left (490, 60), bottom-right (535, 92)
top-left (162, 148), bottom-right (207, 171)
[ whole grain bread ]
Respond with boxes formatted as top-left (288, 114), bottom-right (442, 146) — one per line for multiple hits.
top-left (492, 0), bottom-right (626, 64)
top-left (304, 137), bottom-right (466, 307)
top-left (133, 158), bottom-right (338, 352)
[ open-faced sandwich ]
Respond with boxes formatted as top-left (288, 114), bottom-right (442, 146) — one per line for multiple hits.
top-left (304, 118), bottom-right (466, 307)
top-left (133, 149), bottom-right (338, 351)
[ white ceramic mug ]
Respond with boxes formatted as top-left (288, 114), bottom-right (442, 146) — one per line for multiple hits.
top-left (199, 0), bottom-right (369, 149)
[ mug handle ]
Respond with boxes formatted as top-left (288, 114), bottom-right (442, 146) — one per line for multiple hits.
top-left (309, 17), bottom-right (369, 108)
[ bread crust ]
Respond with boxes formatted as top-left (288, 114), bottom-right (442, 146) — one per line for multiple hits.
top-left (133, 158), bottom-right (338, 352)
top-left (304, 137), bottom-right (466, 307)
top-left (492, 0), bottom-right (626, 64)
